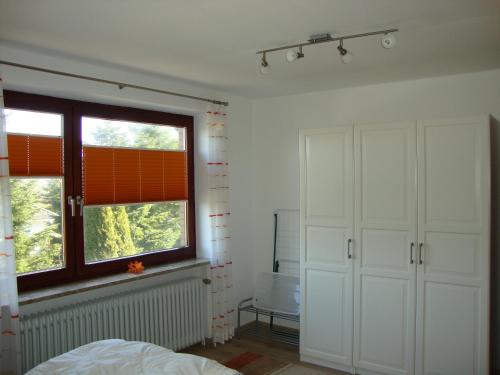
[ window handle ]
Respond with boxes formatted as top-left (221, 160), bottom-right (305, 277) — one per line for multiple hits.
top-left (67, 196), bottom-right (76, 217)
top-left (76, 196), bottom-right (84, 217)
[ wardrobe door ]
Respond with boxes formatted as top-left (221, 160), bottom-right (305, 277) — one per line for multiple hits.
top-left (353, 122), bottom-right (417, 375)
top-left (415, 117), bottom-right (490, 375)
top-left (299, 127), bottom-right (354, 371)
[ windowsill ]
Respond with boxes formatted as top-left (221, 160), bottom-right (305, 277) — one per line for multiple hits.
top-left (19, 258), bottom-right (210, 306)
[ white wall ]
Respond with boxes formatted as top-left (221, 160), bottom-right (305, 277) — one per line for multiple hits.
top-left (251, 68), bottom-right (500, 368)
top-left (0, 42), bottom-right (254, 316)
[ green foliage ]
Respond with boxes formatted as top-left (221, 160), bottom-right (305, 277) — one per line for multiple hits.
top-left (83, 203), bottom-right (183, 263)
top-left (84, 205), bottom-right (139, 263)
top-left (114, 206), bottom-right (136, 256)
top-left (128, 202), bottom-right (183, 251)
top-left (91, 121), bottom-right (128, 146)
top-left (84, 206), bottom-right (119, 262)
top-left (11, 179), bottom-right (63, 274)
top-left (132, 125), bottom-right (180, 150)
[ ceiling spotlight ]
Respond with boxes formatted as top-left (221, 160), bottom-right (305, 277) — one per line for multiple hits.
top-left (381, 33), bottom-right (396, 49)
top-left (286, 46), bottom-right (304, 62)
top-left (260, 53), bottom-right (270, 74)
top-left (337, 40), bottom-right (353, 64)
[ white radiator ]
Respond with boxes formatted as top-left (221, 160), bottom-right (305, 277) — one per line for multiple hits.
top-left (20, 277), bottom-right (205, 373)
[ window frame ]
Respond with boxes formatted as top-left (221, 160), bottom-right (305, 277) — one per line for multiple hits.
top-left (4, 91), bottom-right (196, 292)
top-left (73, 101), bottom-right (196, 280)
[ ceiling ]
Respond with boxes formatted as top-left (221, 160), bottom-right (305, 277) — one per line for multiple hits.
top-left (1, 0), bottom-right (500, 98)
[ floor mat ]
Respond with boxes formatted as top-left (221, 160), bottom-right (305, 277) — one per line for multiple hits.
top-left (224, 351), bottom-right (289, 375)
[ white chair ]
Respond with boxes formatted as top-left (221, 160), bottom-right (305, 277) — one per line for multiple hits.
top-left (237, 272), bottom-right (300, 345)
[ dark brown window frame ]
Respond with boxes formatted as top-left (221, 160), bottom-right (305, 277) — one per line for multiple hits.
top-left (4, 91), bottom-right (196, 292)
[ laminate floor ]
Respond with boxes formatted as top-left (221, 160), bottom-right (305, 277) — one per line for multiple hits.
top-left (183, 323), bottom-right (348, 375)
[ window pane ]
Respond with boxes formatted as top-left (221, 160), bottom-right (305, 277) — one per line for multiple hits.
top-left (82, 117), bottom-right (185, 150)
top-left (83, 201), bottom-right (187, 264)
top-left (5, 109), bottom-right (62, 136)
top-left (11, 178), bottom-right (65, 274)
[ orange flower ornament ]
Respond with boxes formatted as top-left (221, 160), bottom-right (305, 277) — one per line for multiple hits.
top-left (128, 261), bottom-right (145, 274)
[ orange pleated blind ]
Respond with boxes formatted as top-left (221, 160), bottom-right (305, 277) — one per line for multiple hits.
top-left (163, 151), bottom-right (189, 200)
top-left (7, 134), bottom-right (64, 176)
top-left (82, 146), bottom-right (188, 205)
top-left (82, 147), bottom-right (115, 205)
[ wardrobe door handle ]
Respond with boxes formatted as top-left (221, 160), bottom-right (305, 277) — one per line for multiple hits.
top-left (418, 243), bottom-right (424, 265)
top-left (410, 242), bottom-right (415, 264)
top-left (347, 238), bottom-right (353, 259)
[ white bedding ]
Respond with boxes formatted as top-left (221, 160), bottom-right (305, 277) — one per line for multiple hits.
top-left (26, 339), bottom-right (239, 375)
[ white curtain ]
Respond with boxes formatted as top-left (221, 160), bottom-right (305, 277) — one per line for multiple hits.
top-left (206, 105), bottom-right (234, 344)
top-left (0, 76), bottom-right (21, 375)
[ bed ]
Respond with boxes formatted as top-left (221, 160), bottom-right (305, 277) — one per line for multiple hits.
top-left (26, 339), bottom-right (239, 375)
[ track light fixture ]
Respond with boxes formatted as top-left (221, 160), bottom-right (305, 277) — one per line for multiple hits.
top-left (256, 28), bottom-right (398, 72)
top-left (337, 39), bottom-right (353, 64)
top-left (286, 46), bottom-right (304, 62)
top-left (260, 52), bottom-right (270, 74)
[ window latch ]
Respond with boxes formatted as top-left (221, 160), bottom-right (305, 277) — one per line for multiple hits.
top-left (76, 196), bottom-right (84, 217)
top-left (67, 196), bottom-right (76, 217)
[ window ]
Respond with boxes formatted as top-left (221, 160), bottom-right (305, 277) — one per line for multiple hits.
top-left (6, 109), bottom-right (66, 275)
top-left (4, 91), bottom-right (195, 291)
top-left (81, 116), bottom-right (188, 264)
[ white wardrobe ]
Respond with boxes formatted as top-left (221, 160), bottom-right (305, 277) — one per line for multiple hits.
top-left (299, 117), bottom-right (490, 375)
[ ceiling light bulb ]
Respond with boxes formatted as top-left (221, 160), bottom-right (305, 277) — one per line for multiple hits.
top-left (337, 40), bottom-right (353, 64)
top-left (381, 33), bottom-right (396, 49)
top-left (286, 47), bottom-right (304, 63)
top-left (260, 54), bottom-right (270, 74)
top-left (340, 51), bottom-right (353, 64)
top-left (286, 50), bottom-right (298, 62)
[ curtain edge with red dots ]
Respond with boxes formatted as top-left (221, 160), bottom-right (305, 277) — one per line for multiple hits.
top-left (0, 75), bottom-right (21, 374)
top-left (206, 104), bottom-right (234, 344)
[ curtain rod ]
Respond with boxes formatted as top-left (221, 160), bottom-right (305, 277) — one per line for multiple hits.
top-left (0, 60), bottom-right (229, 106)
